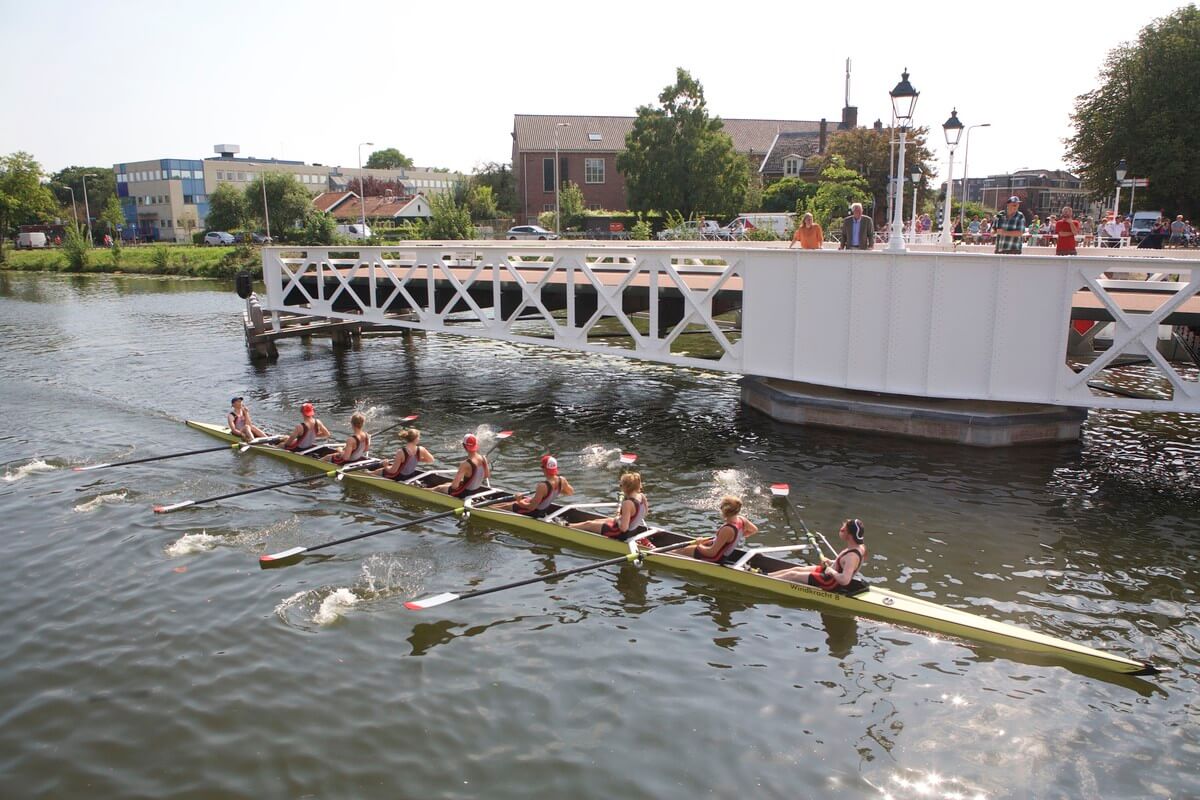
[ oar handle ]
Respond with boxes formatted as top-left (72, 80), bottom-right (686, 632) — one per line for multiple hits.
top-left (154, 470), bottom-right (334, 512)
top-left (75, 443), bottom-right (235, 471)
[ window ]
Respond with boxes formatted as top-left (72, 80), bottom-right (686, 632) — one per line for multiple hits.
top-left (237, 172), bottom-right (247, 181)
top-left (543, 158), bottom-right (555, 192)
top-left (588, 203), bottom-right (602, 210)
top-left (183, 195), bottom-right (193, 204)
top-left (165, 219), bottom-right (172, 228)
top-left (588, 132), bottom-right (602, 141)
top-left (783, 156), bottom-right (804, 177)
top-left (543, 204), bottom-right (555, 212)
top-left (216, 171), bottom-right (225, 180)
top-left (585, 158), bottom-right (605, 184)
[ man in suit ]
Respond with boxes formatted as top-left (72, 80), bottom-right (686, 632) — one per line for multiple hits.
top-left (839, 203), bottom-right (875, 250)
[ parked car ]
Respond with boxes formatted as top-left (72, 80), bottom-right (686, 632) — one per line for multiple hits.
top-left (506, 225), bottom-right (559, 240)
top-left (251, 232), bottom-right (273, 244)
top-left (336, 223), bottom-right (372, 240)
top-left (203, 231), bottom-right (236, 246)
top-left (15, 231), bottom-right (48, 249)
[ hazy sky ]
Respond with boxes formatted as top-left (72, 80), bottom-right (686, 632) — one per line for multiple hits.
top-left (0, 0), bottom-right (1185, 182)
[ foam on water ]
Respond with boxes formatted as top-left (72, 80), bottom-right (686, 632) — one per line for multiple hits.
top-left (577, 444), bottom-right (620, 470)
top-left (165, 531), bottom-right (219, 557)
top-left (73, 490), bottom-right (128, 513)
top-left (313, 588), bottom-right (360, 625)
top-left (4, 459), bottom-right (55, 482)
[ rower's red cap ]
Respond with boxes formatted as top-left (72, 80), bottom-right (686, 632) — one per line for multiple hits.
top-left (463, 433), bottom-right (479, 451)
top-left (541, 455), bottom-right (558, 474)
top-left (301, 402), bottom-right (315, 417)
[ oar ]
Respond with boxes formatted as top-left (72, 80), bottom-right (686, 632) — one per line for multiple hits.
top-left (258, 492), bottom-right (517, 565)
top-left (404, 536), bottom-right (702, 610)
top-left (772, 484), bottom-right (834, 561)
top-left (152, 461), bottom-right (376, 513)
top-left (372, 413), bottom-right (420, 439)
top-left (73, 436), bottom-right (283, 472)
top-left (483, 430), bottom-right (514, 457)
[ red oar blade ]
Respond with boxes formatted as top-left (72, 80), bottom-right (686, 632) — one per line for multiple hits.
top-left (770, 483), bottom-right (790, 497)
top-left (401, 414), bottom-right (419, 422)
top-left (404, 592), bottom-right (460, 610)
top-left (259, 546), bottom-right (307, 564)
top-left (619, 453), bottom-right (638, 465)
top-left (495, 430), bottom-right (514, 440)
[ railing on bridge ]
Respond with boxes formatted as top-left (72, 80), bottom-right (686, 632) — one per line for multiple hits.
top-left (261, 243), bottom-right (1200, 413)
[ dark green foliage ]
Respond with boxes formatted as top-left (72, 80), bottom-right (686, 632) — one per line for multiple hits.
top-left (469, 162), bottom-right (517, 215)
top-left (365, 148), bottom-right (414, 169)
top-left (206, 183), bottom-right (249, 231)
top-left (762, 178), bottom-right (818, 213)
top-left (61, 224), bottom-right (91, 271)
top-left (245, 173), bottom-right (312, 235)
top-left (425, 193), bottom-right (475, 240)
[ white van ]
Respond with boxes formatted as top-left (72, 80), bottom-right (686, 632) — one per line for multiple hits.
top-left (728, 213), bottom-right (795, 237)
top-left (1129, 211), bottom-right (1161, 243)
top-left (336, 223), bottom-right (373, 240)
top-left (15, 231), bottom-right (48, 249)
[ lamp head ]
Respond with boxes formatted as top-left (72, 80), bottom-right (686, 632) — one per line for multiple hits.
top-left (889, 69), bottom-right (919, 124)
top-left (1115, 159), bottom-right (1128, 181)
top-left (942, 108), bottom-right (964, 147)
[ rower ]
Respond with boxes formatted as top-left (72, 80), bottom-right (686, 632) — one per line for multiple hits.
top-left (374, 427), bottom-right (435, 481)
top-left (324, 412), bottom-right (372, 465)
top-left (494, 455), bottom-right (575, 518)
top-left (569, 471), bottom-right (647, 538)
top-left (281, 403), bottom-right (331, 453)
top-left (431, 433), bottom-right (491, 497)
top-left (673, 495), bottom-right (759, 562)
top-left (227, 396), bottom-right (267, 442)
top-left (770, 518), bottom-right (867, 589)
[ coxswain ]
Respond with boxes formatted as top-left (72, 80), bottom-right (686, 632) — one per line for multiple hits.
top-left (324, 412), bottom-right (371, 465)
top-left (281, 402), bottom-right (331, 452)
top-left (227, 396), bottom-right (267, 442)
top-left (671, 495), bottom-right (759, 561)
top-left (375, 427), bottom-right (435, 481)
top-left (770, 518), bottom-right (867, 589)
top-left (569, 471), bottom-right (648, 538)
top-left (494, 455), bottom-right (575, 517)
top-left (431, 433), bottom-right (491, 497)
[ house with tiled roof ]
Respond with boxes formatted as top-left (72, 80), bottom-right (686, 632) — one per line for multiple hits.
top-left (313, 191), bottom-right (432, 222)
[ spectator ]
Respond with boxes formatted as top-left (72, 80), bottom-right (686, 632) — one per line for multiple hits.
top-left (1101, 213), bottom-right (1125, 248)
top-left (967, 216), bottom-right (981, 243)
top-left (1169, 215), bottom-right (1187, 247)
top-left (993, 196), bottom-right (1026, 255)
top-left (838, 203), bottom-right (874, 250)
top-left (789, 212), bottom-right (824, 250)
top-left (1054, 207), bottom-right (1080, 256)
top-left (1080, 216), bottom-right (1095, 247)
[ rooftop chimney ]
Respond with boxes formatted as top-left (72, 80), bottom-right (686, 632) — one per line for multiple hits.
top-left (213, 144), bottom-right (240, 159)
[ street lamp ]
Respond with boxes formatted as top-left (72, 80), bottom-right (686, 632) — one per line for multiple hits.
top-left (886, 69), bottom-right (919, 253)
top-left (909, 164), bottom-right (922, 239)
top-left (64, 184), bottom-right (78, 231)
top-left (939, 109), bottom-right (964, 246)
top-left (81, 173), bottom-right (97, 246)
top-left (958, 122), bottom-right (991, 234)
top-left (554, 122), bottom-right (571, 234)
top-left (357, 141), bottom-right (373, 237)
top-left (1114, 159), bottom-right (1128, 223)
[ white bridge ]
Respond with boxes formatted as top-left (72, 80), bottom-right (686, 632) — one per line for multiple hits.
top-left (258, 243), bottom-right (1200, 414)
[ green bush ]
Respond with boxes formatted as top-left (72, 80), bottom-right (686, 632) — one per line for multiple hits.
top-left (110, 240), bottom-right (122, 269)
top-left (630, 213), bottom-right (652, 241)
top-left (192, 231), bottom-right (205, 245)
top-left (151, 246), bottom-right (170, 270)
top-left (62, 225), bottom-right (90, 271)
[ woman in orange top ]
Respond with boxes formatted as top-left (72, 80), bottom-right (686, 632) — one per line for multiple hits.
top-left (789, 212), bottom-right (824, 250)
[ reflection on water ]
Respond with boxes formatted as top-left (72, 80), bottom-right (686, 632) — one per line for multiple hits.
top-left (2, 273), bottom-right (1200, 799)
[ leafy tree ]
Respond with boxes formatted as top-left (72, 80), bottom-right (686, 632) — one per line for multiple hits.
top-left (351, 176), bottom-right (408, 197)
top-left (303, 210), bottom-right (337, 245)
top-left (762, 177), bottom-right (818, 213)
top-left (61, 222), bottom-right (91, 271)
top-left (245, 173), bottom-right (313, 233)
top-left (206, 183), bottom-right (249, 231)
top-left (617, 68), bottom-right (751, 219)
top-left (559, 181), bottom-right (585, 230)
top-left (49, 166), bottom-right (116, 220)
top-left (99, 196), bottom-right (125, 238)
top-left (0, 152), bottom-right (58, 262)
top-left (470, 162), bottom-right (517, 215)
top-left (805, 156), bottom-right (870, 231)
top-left (365, 148), bottom-right (414, 170)
top-left (743, 172), bottom-right (764, 213)
top-left (425, 192), bottom-right (475, 240)
top-left (466, 184), bottom-right (499, 221)
top-left (820, 125), bottom-right (935, 224)
top-left (1066, 5), bottom-right (1200, 218)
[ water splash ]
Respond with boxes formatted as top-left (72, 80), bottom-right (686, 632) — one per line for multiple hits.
top-left (73, 490), bottom-right (128, 513)
top-left (685, 468), bottom-right (753, 511)
top-left (312, 588), bottom-right (360, 625)
top-left (3, 459), bottom-right (55, 482)
top-left (577, 444), bottom-right (620, 470)
top-left (165, 531), bottom-right (219, 557)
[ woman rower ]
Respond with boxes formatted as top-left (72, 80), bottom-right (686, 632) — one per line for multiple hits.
top-left (431, 433), bottom-right (491, 497)
top-left (324, 412), bottom-right (371, 466)
top-left (281, 403), bottom-right (331, 452)
top-left (374, 427), bottom-right (435, 481)
top-left (569, 471), bottom-right (648, 539)
top-left (770, 518), bottom-right (867, 590)
top-left (673, 495), bottom-right (759, 562)
top-left (227, 396), bottom-right (267, 442)
top-left (494, 455), bottom-right (575, 518)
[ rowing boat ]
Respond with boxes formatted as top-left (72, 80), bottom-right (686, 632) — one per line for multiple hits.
top-left (185, 420), bottom-right (1157, 676)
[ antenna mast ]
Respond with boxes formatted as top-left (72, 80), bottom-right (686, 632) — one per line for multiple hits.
top-left (845, 57), bottom-right (851, 107)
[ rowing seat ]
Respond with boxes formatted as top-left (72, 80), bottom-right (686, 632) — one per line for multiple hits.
top-left (832, 577), bottom-right (870, 597)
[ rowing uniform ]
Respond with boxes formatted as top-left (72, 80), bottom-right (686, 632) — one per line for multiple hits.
top-left (515, 477), bottom-right (564, 519)
top-left (448, 454), bottom-right (488, 498)
top-left (600, 493), bottom-right (648, 539)
top-left (331, 432), bottom-right (370, 465)
top-left (228, 407), bottom-right (250, 436)
top-left (693, 516), bottom-right (747, 563)
top-left (807, 546), bottom-right (864, 590)
top-left (285, 420), bottom-right (319, 452)
top-left (382, 444), bottom-right (421, 481)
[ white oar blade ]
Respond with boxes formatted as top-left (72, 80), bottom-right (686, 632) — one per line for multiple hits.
top-left (259, 546), bottom-right (307, 564)
top-left (495, 430), bottom-right (513, 440)
top-left (619, 453), bottom-right (638, 465)
top-left (73, 463), bottom-right (110, 472)
top-left (153, 500), bottom-right (195, 514)
top-left (770, 483), bottom-right (790, 497)
top-left (404, 592), bottom-right (460, 610)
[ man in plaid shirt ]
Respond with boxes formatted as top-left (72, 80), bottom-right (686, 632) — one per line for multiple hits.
top-left (993, 196), bottom-right (1026, 254)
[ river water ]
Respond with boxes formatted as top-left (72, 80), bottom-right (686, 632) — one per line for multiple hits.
top-left (0, 272), bottom-right (1197, 799)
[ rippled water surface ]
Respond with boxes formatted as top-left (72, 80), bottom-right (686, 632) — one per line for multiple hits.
top-left (1, 272), bottom-right (1198, 798)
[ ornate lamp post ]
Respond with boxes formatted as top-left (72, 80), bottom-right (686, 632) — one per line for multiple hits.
top-left (886, 70), bottom-right (919, 253)
top-left (909, 164), bottom-right (922, 239)
top-left (939, 109), bottom-right (964, 245)
top-left (1114, 159), bottom-right (1128, 223)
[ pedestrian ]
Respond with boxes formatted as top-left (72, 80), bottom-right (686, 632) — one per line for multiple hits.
top-left (1169, 215), bottom-right (1187, 247)
top-left (968, 216), bottom-right (981, 243)
top-left (1080, 216), bottom-right (1094, 247)
top-left (838, 203), bottom-right (874, 250)
top-left (1054, 207), bottom-right (1080, 256)
top-left (1101, 213), bottom-right (1125, 248)
top-left (789, 212), bottom-right (824, 250)
top-left (993, 196), bottom-right (1026, 255)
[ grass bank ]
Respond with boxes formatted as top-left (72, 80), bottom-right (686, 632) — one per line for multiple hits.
top-left (0, 244), bottom-right (259, 278)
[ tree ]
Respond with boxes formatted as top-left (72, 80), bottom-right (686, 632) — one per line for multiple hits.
top-left (1066, 5), bottom-right (1200, 218)
top-left (365, 148), bottom-right (414, 170)
top-left (206, 182), bottom-right (248, 231)
top-left (470, 162), bottom-right (517, 215)
top-left (617, 68), bottom-right (751, 219)
top-left (466, 184), bottom-right (499, 221)
top-left (821, 125), bottom-right (935, 224)
top-left (99, 196), bottom-right (125, 238)
top-left (0, 152), bottom-right (57, 262)
top-left (352, 176), bottom-right (409, 197)
top-left (245, 173), bottom-right (313, 234)
top-left (805, 156), bottom-right (870, 231)
top-left (425, 192), bottom-right (475, 240)
top-left (303, 210), bottom-right (337, 245)
top-left (762, 177), bottom-right (818, 213)
top-left (49, 166), bottom-right (116, 221)
top-left (558, 181), bottom-right (585, 230)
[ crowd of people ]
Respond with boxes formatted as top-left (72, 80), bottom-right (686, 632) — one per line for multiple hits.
top-left (953, 204), bottom-right (1197, 253)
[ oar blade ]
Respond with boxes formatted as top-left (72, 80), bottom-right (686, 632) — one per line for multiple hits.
top-left (73, 463), bottom-right (110, 472)
top-left (619, 453), bottom-right (638, 465)
top-left (404, 592), bottom-right (460, 610)
top-left (153, 501), bottom-right (194, 514)
top-left (495, 430), bottom-right (513, 440)
top-left (401, 414), bottom-right (419, 422)
top-left (770, 483), bottom-right (790, 497)
top-left (259, 546), bottom-right (308, 565)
